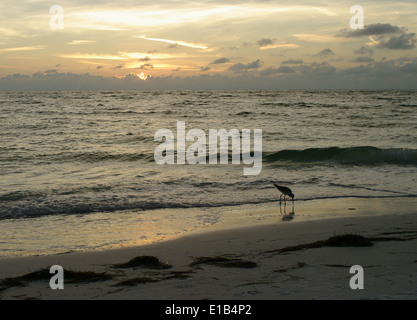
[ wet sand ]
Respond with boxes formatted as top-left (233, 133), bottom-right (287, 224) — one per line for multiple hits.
top-left (0, 198), bottom-right (416, 300)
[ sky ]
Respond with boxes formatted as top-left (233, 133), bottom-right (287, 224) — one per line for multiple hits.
top-left (1, 0), bottom-right (417, 90)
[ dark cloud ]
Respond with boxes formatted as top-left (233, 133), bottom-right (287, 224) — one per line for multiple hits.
top-left (259, 66), bottom-right (295, 76)
top-left (0, 72), bottom-right (115, 90)
top-left (338, 23), bottom-right (402, 38)
top-left (210, 57), bottom-right (230, 64)
top-left (1, 73), bottom-right (30, 80)
top-left (261, 62), bottom-right (336, 77)
top-left (338, 60), bottom-right (417, 84)
top-left (314, 48), bottom-right (335, 58)
top-left (200, 66), bottom-right (210, 71)
top-left (340, 23), bottom-right (416, 50)
top-left (354, 46), bottom-right (374, 56)
top-left (2, 59), bottom-right (417, 90)
top-left (276, 66), bottom-right (295, 73)
top-left (113, 65), bottom-right (123, 69)
top-left (297, 62), bottom-right (336, 76)
top-left (241, 42), bottom-right (253, 48)
top-left (96, 65), bottom-right (103, 69)
top-left (399, 58), bottom-right (417, 73)
top-left (259, 68), bottom-right (280, 76)
top-left (139, 56), bottom-right (151, 62)
top-left (136, 63), bottom-right (153, 70)
top-left (229, 59), bottom-right (264, 72)
top-left (378, 32), bottom-right (416, 50)
top-left (257, 38), bottom-right (274, 47)
top-left (245, 60), bottom-right (264, 69)
top-left (282, 59), bottom-right (304, 65)
top-left (44, 69), bottom-right (58, 74)
top-left (352, 56), bottom-right (374, 63)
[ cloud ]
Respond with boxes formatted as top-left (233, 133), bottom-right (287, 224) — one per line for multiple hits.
top-left (200, 66), bottom-right (210, 72)
top-left (0, 46), bottom-right (44, 53)
top-left (338, 23), bottom-right (416, 50)
top-left (282, 59), bottom-right (304, 65)
top-left (257, 38), bottom-right (274, 47)
top-left (354, 46), bottom-right (374, 56)
top-left (135, 35), bottom-right (208, 50)
top-left (210, 57), bottom-right (230, 64)
top-left (60, 52), bottom-right (191, 61)
top-left (260, 43), bottom-right (299, 50)
top-left (399, 58), bottom-right (417, 73)
top-left (60, 53), bottom-right (126, 60)
top-left (229, 59), bottom-right (264, 72)
top-left (293, 34), bottom-right (341, 43)
top-left (337, 23), bottom-right (402, 38)
top-left (297, 62), bottom-right (336, 76)
top-left (44, 69), bottom-right (59, 74)
top-left (1, 61), bottom-right (417, 90)
top-left (276, 66), bottom-right (295, 73)
top-left (67, 40), bottom-right (96, 45)
top-left (259, 66), bottom-right (295, 76)
top-left (339, 59), bottom-right (417, 81)
top-left (136, 63), bottom-right (153, 70)
top-left (116, 72), bottom-right (150, 80)
top-left (378, 33), bottom-right (416, 50)
top-left (352, 56), bottom-right (374, 63)
top-left (66, 5), bottom-right (328, 32)
top-left (313, 48), bottom-right (335, 58)
top-left (72, 25), bottom-right (125, 31)
top-left (256, 38), bottom-right (298, 50)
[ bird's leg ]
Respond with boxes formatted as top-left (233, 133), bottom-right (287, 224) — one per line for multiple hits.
top-left (291, 199), bottom-right (295, 215)
top-left (279, 194), bottom-right (283, 206)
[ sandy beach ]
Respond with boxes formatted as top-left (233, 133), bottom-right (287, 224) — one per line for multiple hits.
top-left (0, 198), bottom-right (416, 300)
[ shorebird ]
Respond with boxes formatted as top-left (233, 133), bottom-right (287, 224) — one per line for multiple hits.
top-left (274, 184), bottom-right (294, 206)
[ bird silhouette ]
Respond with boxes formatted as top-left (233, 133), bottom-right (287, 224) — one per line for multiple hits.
top-left (274, 184), bottom-right (294, 206)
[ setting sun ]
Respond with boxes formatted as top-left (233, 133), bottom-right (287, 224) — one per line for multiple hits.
top-left (137, 73), bottom-right (149, 80)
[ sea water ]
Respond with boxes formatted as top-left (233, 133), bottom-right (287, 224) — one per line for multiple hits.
top-left (1, 90), bottom-right (416, 257)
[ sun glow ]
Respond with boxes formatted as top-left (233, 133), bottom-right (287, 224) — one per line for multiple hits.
top-left (137, 72), bottom-right (149, 80)
top-left (114, 73), bottom-right (150, 80)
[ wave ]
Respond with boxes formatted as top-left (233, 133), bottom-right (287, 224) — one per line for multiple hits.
top-left (1, 151), bottom-right (154, 164)
top-left (0, 196), bottom-right (265, 220)
top-left (1, 193), bottom-right (416, 220)
top-left (10, 147), bottom-right (415, 166)
top-left (264, 146), bottom-right (417, 165)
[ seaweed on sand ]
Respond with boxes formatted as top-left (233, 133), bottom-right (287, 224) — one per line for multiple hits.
top-left (0, 268), bottom-right (114, 291)
top-left (114, 277), bottom-right (160, 287)
top-left (266, 234), bottom-right (373, 255)
top-left (113, 255), bottom-right (172, 269)
top-left (190, 256), bottom-right (257, 269)
top-left (113, 270), bottom-right (195, 287)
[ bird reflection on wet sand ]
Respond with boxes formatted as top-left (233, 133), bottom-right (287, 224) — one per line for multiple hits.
top-left (280, 202), bottom-right (295, 221)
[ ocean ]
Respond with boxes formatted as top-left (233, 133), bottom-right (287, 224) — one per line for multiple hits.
top-left (1, 90), bottom-right (416, 257)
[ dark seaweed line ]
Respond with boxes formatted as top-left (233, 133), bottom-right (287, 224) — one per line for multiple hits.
top-left (262, 233), bottom-right (417, 256)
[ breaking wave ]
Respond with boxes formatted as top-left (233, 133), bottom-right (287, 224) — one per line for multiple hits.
top-left (264, 146), bottom-right (417, 165)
